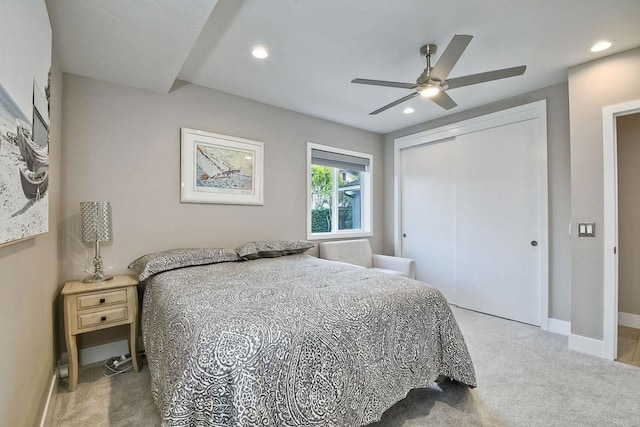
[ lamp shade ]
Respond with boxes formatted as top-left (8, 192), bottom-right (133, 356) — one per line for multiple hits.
top-left (80, 201), bottom-right (112, 242)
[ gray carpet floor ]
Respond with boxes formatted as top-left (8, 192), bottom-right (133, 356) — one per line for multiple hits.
top-left (52, 306), bottom-right (640, 426)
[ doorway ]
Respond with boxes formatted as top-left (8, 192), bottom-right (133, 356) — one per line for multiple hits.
top-left (614, 112), bottom-right (640, 366)
top-left (603, 99), bottom-right (640, 361)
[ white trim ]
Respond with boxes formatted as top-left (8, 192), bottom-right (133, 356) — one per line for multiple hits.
top-left (307, 230), bottom-right (373, 240)
top-left (394, 100), bottom-right (547, 152)
top-left (61, 339), bottom-right (130, 367)
top-left (619, 311), bottom-right (640, 329)
top-left (547, 318), bottom-right (571, 336)
top-left (81, 339), bottom-right (130, 365)
top-left (568, 334), bottom-right (604, 358)
top-left (537, 104), bottom-right (550, 331)
top-left (393, 100), bottom-right (549, 329)
top-left (306, 142), bottom-right (373, 240)
top-left (393, 141), bottom-right (402, 255)
top-left (39, 369), bottom-right (58, 427)
top-left (602, 99), bottom-right (640, 361)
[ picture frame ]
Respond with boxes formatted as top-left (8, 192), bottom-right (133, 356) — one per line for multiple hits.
top-left (180, 128), bottom-right (264, 205)
top-left (0, 9), bottom-right (52, 247)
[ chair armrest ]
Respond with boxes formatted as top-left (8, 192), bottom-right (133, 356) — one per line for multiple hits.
top-left (305, 245), bottom-right (319, 257)
top-left (372, 254), bottom-right (416, 279)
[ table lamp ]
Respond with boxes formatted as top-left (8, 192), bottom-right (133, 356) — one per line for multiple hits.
top-left (80, 201), bottom-right (113, 283)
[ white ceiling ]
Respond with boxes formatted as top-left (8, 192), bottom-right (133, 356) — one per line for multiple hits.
top-left (46, 0), bottom-right (218, 93)
top-left (48, 0), bottom-right (640, 134)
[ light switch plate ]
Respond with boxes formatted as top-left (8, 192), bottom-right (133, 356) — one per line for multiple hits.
top-left (577, 222), bottom-right (595, 237)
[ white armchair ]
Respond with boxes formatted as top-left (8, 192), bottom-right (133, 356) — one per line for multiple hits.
top-left (318, 239), bottom-right (416, 279)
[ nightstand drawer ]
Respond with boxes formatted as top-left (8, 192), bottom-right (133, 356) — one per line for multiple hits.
top-left (77, 307), bottom-right (128, 329)
top-left (77, 290), bottom-right (127, 310)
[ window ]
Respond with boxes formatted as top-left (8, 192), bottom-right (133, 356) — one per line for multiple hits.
top-left (307, 143), bottom-right (373, 239)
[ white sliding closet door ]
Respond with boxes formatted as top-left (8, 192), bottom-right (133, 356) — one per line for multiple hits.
top-left (454, 120), bottom-right (541, 326)
top-left (401, 139), bottom-right (457, 303)
top-left (400, 118), bottom-right (543, 326)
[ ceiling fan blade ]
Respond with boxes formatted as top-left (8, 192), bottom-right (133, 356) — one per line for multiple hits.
top-left (429, 34), bottom-right (473, 81)
top-left (430, 91), bottom-right (457, 110)
top-left (370, 92), bottom-right (418, 115)
top-left (352, 78), bottom-right (417, 90)
top-left (446, 65), bottom-right (527, 90)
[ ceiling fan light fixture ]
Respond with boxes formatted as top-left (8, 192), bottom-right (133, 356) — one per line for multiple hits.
top-left (352, 34), bottom-right (526, 115)
top-left (590, 40), bottom-right (612, 52)
top-left (419, 85), bottom-right (440, 98)
top-left (251, 46), bottom-right (269, 59)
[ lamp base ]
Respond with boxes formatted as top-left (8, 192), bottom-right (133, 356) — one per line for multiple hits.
top-left (83, 272), bottom-right (113, 283)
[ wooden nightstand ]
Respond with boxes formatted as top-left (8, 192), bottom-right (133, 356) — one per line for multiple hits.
top-left (62, 275), bottom-right (140, 391)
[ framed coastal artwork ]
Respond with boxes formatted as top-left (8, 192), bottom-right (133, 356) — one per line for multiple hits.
top-left (180, 128), bottom-right (264, 205)
top-left (0, 2), bottom-right (52, 247)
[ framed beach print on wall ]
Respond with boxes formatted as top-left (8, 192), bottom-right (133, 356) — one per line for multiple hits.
top-left (180, 128), bottom-right (264, 205)
top-left (0, 3), bottom-right (52, 247)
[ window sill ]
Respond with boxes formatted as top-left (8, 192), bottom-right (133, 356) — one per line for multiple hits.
top-left (307, 230), bottom-right (373, 240)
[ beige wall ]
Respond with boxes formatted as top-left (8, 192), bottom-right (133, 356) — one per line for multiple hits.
top-left (568, 47), bottom-right (640, 339)
top-left (60, 74), bottom-right (384, 348)
top-left (383, 83), bottom-right (572, 321)
top-left (616, 113), bottom-right (640, 316)
top-left (0, 50), bottom-right (62, 427)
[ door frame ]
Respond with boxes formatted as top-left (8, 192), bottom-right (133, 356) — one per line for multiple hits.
top-left (602, 99), bottom-right (640, 361)
top-left (393, 100), bottom-right (549, 330)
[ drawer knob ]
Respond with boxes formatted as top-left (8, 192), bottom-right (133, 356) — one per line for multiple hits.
top-left (99, 298), bottom-right (106, 304)
top-left (100, 316), bottom-right (107, 322)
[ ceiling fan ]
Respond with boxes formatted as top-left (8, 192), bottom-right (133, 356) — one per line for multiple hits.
top-left (352, 34), bottom-right (526, 115)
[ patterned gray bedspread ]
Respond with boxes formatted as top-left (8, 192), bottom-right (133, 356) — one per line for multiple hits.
top-left (142, 254), bottom-right (476, 426)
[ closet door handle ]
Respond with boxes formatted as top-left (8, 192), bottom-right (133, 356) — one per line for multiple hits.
top-left (531, 241), bottom-right (538, 247)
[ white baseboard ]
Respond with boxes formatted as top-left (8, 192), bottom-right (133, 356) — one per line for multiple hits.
top-left (62, 337), bottom-right (145, 367)
top-left (547, 318), bottom-right (571, 336)
top-left (39, 369), bottom-right (58, 427)
top-left (619, 311), bottom-right (640, 329)
top-left (61, 339), bottom-right (129, 367)
top-left (80, 339), bottom-right (130, 366)
top-left (568, 334), bottom-right (604, 358)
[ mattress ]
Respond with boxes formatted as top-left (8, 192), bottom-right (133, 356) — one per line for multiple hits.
top-left (142, 254), bottom-right (476, 426)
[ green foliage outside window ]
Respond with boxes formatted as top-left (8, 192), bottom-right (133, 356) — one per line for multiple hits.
top-left (311, 165), bottom-right (361, 233)
top-left (312, 208), bottom-right (331, 232)
top-left (311, 165), bottom-right (332, 232)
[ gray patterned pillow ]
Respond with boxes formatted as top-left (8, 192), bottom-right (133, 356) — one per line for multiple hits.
top-left (128, 248), bottom-right (239, 281)
top-left (236, 240), bottom-right (316, 260)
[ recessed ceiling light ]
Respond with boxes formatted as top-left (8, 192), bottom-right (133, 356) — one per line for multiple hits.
top-left (590, 40), bottom-right (612, 52)
top-left (403, 107), bottom-right (414, 114)
top-left (252, 46), bottom-right (268, 59)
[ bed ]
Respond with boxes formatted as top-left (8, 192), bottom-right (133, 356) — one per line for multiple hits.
top-left (139, 247), bottom-right (476, 426)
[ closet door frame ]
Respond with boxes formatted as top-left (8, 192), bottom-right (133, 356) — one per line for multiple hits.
top-left (393, 100), bottom-right (549, 330)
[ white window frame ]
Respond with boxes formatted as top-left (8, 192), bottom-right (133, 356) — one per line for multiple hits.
top-left (306, 142), bottom-right (373, 240)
